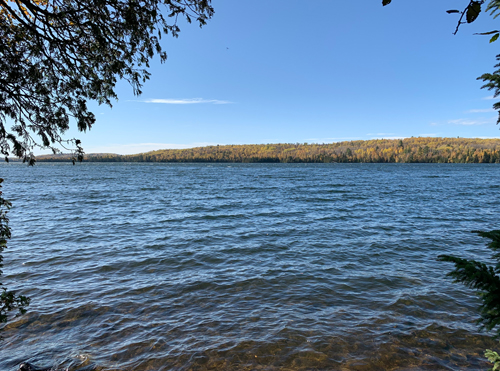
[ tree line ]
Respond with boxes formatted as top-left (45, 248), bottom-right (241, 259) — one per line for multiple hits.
top-left (36, 137), bottom-right (500, 164)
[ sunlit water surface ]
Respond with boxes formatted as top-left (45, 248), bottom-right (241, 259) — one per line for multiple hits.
top-left (1, 163), bottom-right (499, 370)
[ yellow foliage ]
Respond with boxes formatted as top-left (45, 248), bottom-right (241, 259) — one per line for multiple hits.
top-left (36, 137), bottom-right (500, 164)
top-left (1, 0), bottom-right (50, 25)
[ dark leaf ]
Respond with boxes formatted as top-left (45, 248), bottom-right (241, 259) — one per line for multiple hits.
top-left (466, 1), bottom-right (481, 23)
top-left (475, 30), bottom-right (500, 35)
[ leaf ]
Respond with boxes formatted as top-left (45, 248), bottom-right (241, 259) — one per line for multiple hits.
top-left (446, 10), bottom-right (460, 14)
top-left (475, 30), bottom-right (500, 35)
top-left (466, 1), bottom-right (481, 23)
top-left (382, 0), bottom-right (391, 5)
top-left (491, 33), bottom-right (500, 43)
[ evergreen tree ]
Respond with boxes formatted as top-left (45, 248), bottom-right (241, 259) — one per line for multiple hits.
top-left (439, 231), bottom-right (500, 368)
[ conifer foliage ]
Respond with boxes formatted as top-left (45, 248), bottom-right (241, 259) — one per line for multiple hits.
top-left (439, 231), bottom-right (500, 367)
top-left (438, 230), bottom-right (500, 338)
top-left (439, 231), bottom-right (500, 337)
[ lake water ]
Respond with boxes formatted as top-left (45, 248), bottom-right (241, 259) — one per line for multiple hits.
top-left (0, 162), bottom-right (499, 370)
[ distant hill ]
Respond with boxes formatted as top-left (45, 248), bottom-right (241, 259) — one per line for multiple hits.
top-left (35, 137), bottom-right (500, 163)
top-left (36, 153), bottom-right (118, 159)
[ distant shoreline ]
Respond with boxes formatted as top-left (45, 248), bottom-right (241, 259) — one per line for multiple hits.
top-left (18, 137), bottom-right (500, 164)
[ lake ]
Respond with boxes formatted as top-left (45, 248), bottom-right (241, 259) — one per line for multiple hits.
top-left (0, 162), bottom-right (499, 370)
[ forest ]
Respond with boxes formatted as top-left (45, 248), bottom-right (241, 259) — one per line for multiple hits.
top-left (37, 137), bottom-right (500, 164)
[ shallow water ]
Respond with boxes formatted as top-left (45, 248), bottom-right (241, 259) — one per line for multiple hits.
top-left (0, 162), bottom-right (499, 370)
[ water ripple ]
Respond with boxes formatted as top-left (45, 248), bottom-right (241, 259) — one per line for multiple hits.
top-left (0, 163), bottom-right (499, 370)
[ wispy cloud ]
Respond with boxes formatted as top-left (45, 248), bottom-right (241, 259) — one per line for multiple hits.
top-left (366, 133), bottom-right (396, 136)
top-left (448, 117), bottom-right (496, 126)
top-left (466, 108), bottom-right (495, 113)
top-left (483, 95), bottom-right (496, 100)
top-left (143, 98), bottom-right (232, 105)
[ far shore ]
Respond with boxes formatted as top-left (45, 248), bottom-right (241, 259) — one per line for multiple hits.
top-left (8, 137), bottom-right (500, 164)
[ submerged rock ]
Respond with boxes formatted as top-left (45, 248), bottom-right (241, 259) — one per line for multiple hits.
top-left (18, 363), bottom-right (53, 371)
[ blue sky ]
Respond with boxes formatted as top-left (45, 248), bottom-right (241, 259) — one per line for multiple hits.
top-left (62, 0), bottom-right (500, 154)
